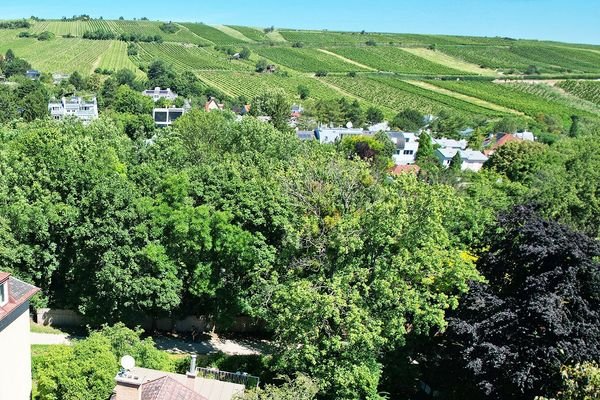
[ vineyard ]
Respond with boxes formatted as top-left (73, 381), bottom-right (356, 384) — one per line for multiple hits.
top-left (506, 82), bottom-right (600, 114)
top-left (196, 71), bottom-right (347, 102)
top-left (132, 43), bottom-right (253, 72)
top-left (277, 30), bottom-right (408, 46)
top-left (181, 23), bottom-right (248, 45)
top-left (325, 47), bottom-right (468, 75)
top-left (438, 44), bottom-right (600, 74)
top-left (430, 80), bottom-right (600, 125)
top-left (227, 26), bottom-right (268, 42)
top-left (558, 80), bottom-right (600, 105)
top-left (0, 31), bottom-right (137, 74)
top-left (509, 45), bottom-right (600, 74)
top-left (321, 75), bottom-right (503, 117)
top-left (256, 47), bottom-right (371, 72)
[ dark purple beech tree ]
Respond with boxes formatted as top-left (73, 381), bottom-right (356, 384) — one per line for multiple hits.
top-left (438, 206), bottom-right (600, 399)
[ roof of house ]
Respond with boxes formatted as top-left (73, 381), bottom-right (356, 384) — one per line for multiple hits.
top-left (128, 367), bottom-right (245, 400)
top-left (436, 148), bottom-right (488, 162)
top-left (141, 376), bottom-right (208, 400)
top-left (0, 273), bottom-right (40, 323)
top-left (484, 133), bottom-right (523, 155)
top-left (433, 138), bottom-right (468, 149)
top-left (390, 164), bottom-right (420, 175)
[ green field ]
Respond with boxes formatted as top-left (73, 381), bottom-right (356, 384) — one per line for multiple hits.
top-left (227, 26), bottom-right (268, 42)
top-left (321, 75), bottom-right (504, 117)
top-left (256, 47), bottom-right (371, 72)
top-left (182, 23), bottom-right (247, 45)
top-left (326, 46), bottom-right (467, 75)
top-left (197, 70), bottom-right (348, 102)
top-left (0, 30), bottom-right (138, 74)
top-left (430, 80), bottom-right (599, 125)
top-left (558, 80), bottom-right (600, 105)
top-left (438, 44), bottom-right (600, 74)
top-left (132, 42), bottom-right (253, 72)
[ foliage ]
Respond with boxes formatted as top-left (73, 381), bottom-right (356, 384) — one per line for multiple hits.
top-left (250, 89), bottom-right (291, 131)
top-left (239, 375), bottom-right (319, 400)
top-left (392, 108), bottom-right (424, 131)
top-left (485, 141), bottom-right (547, 182)
top-left (365, 106), bottom-right (384, 124)
top-left (35, 334), bottom-right (117, 400)
top-left (159, 22), bottom-right (179, 34)
top-left (442, 206), bottom-right (600, 399)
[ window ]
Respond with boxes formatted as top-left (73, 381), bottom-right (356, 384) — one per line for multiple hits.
top-left (0, 282), bottom-right (7, 306)
top-left (403, 150), bottom-right (414, 155)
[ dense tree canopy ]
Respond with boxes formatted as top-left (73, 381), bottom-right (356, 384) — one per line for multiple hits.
top-left (434, 206), bottom-right (600, 399)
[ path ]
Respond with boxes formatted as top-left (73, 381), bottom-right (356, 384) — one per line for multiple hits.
top-left (153, 334), bottom-right (271, 356)
top-left (30, 331), bottom-right (269, 356)
top-left (31, 332), bottom-right (72, 345)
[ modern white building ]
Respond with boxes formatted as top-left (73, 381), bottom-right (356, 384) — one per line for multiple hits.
top-left (387, 132), bottom-right (419, 165)
top-left (48, 96), bottom-right (99, 124)
top-left (0, 272), bottom-right (39, 400)
top-left (142, 87), bottom-right (178, 102)
top-left (153, 107), bottom-right (187, 127)
top-left (436, 148), bottom-right (488, 172)
top-left (314, 127), bottom-right (366, 144)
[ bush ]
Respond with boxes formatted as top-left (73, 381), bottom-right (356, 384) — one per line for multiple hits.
top-left (159, 22), bottom-right (179, 34)
top-left (315, 70), bottom-right (328, 77)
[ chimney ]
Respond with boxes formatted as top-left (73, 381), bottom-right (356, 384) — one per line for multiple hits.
top-left (114, 372), bottom-right (142, 400)
top-left (186, 354), bottom-right (197, 389)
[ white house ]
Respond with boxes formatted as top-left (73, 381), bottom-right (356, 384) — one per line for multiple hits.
top-left (0, 272), bottom-right (39, 400)
top-left (314, 127), bottom-right (366, 144)
top-left (153, 107), bottom-right (187, 127)
top-left (436, 148), bottom-right (488, 172)
top-left (513, 131), bottom-right (535, 141)
top-left (142, 87), bottom-right (178, 102)
top-left (387, 132), bottom-right (419, 165)
top-left (48, 96), bottom-right (99, 124)
top-left (432, 137), bottom-right (468, 150)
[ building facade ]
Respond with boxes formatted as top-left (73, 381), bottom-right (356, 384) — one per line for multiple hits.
top-left (436, 148), bottom-right (488, 172)
top-left (48, 96), bottom-right (99, 124)
top-left (142, 87), bottom-right (178, 102)
top-left (153, 107), bottom-right (187, 127)
top-left (388, 132), bottom-right (419, 165)
top-left (0, 272), bottom-right (40, 400)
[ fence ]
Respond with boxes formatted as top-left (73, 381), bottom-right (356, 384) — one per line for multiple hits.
top-left (197, 367), bottom-right (259, 388)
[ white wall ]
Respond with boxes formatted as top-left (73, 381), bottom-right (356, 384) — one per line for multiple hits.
top-left (0, 307), bottom-right (33, 400)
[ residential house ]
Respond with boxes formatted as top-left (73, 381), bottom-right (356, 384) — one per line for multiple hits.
top-left (153, 106), bottom-right (187, 127)
top-left (52, 73), bottom-right (70, 84)
top-left (436, 148), bottom-right (488, 172)
top-left (112, 355), bottom-right (246, 400)
top-left (232, 104), bottom-right (251, 115)
top-left (513, 131), bottom-right (535, 141)
top-left (142, 87), bottom-right (178, 102)
top-left (48, 96), bottom-right (99, 124)
top-left (387, 132), bottom-right (419, 165)
top-left (314, 126), bottom-right (366, 144)
top-left (390, 164), bottom-right (420, 175)
top-left (205, 98), bottom-right (225, 112)
top-left (0, 272), bottom-right (40, 400)
top-left (432, 137), bottom-right (468, 150)
top-left (26, 70), bottom-right (41, 80)
top-left (368, 121), bottom-right (389, 132)
top-left (296, 130), bottom-right (316, 141)
top-left (483, 133), bottom-right (523, 156)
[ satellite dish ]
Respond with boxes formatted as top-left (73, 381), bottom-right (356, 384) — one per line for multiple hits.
top-left (346, 121), bottom-right (353, 129)
top-left (120, 355), bottom-right (135, 371)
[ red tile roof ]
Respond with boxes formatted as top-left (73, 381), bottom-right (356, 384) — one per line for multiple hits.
top-left (390, 164), bottom-right (421, 175)
top-left (484, 134), bottom-right (523, 156)
top-left (142, 376), bottom-right (208, 400)
top-left (0, 273), bottom-right (40, 323)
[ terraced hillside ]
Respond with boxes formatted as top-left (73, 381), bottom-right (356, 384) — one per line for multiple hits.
top-left (1, 18), bottom-right (599, 124)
